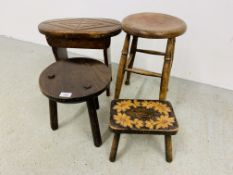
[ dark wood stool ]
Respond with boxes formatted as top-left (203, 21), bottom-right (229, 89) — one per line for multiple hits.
top-left (109, 99), bottom-right (178, 162)
top-left (38, 18), bottom-right (121, 96)
top-left (114, 13), bottom-right (187, 100)
top-left (39, 57), bottom-right (111, 147)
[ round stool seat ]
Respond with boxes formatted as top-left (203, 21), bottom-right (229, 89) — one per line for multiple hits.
top-left (122, 12), bottom-right (187, 39)
top-left (39, 57), bottom-right (111, 103)
top-left (38, 18), bottom-right (121, 39)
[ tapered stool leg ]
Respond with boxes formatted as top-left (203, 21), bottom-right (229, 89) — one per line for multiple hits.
top-left (165, 135), bottom-right (173, 162)
top-left (87, 98), bottom-right (102, 147)
top-left (125, 36), bottom-right (138, 85)
top-left (49, 99), bottom-right (58, 130)
top-left (103, 47), bottom-right (112, 96)
top-left (109, 133), bottom-right (121, 162)
top-left (159, 38), bottom-right (175, 100)
top-left (52, 47), bottom-right (68, 61)
top-left (114, 34), bottom-right (131, 99)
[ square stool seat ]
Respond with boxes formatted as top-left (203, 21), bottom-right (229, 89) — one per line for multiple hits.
top-left (110, 99), bottom-right (178, 134)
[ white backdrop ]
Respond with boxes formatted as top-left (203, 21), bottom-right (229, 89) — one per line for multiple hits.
top-left (1, 0), bottom-right (233, 90)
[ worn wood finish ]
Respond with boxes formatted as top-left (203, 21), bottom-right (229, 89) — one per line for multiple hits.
top-left (136, 49), bottom-right (165, 56)
top-left (49, 99), bottom-right (58, 130)
top-left (109, 133), bottom-right (120, 162)
top-left (122, 13), bottom-right (187, 39)
top-left (165, 135), bottom-right (173, 162)
top-left (103, 47), bottom-right (111, 96)
top-left (87, 98), bottom-right (102, 147)
top-left (39, 57), bottom-right (111, 147)
top-left (38, 18), bottom-right (121, 39)
top-left (39, 18), bottom-right (121, 95)
top-left (109, 99), bottom-right (178, 162)
top-left (125, 68), bottom-right (162, 78)
top-left (125, 36), bottom-right (138, 85)
top-left (159, 38), bottom-right (175, 101)
top-left (39, 58), bottom-right (111, 103)
top-left (114, 34), bottom-right (131, 99)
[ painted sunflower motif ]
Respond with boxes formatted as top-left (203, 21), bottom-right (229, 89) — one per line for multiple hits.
top-left (132, 100), bottom-right (140, 108)
top-left (113, 113), bottom-right (133, 128)
top-left (152, 102), bottom-right (171, 115)
top-left (141, 101), bottom-right (157, 109)
top-left (113, 100), bottom-right (133, 112)
top-left (154, 115), bottom-right (174, 129)
top-left (133, 118), bottom-right (144, 129)
top-left (145, 119), bottom-right (155, 129)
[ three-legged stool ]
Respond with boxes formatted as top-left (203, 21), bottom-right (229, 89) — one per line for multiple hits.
top-left (114, 13), bottom-right (186, 100)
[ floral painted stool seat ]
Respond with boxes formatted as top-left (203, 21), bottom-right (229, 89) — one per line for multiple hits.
top-left (109, 99), bottom-right (178, 162)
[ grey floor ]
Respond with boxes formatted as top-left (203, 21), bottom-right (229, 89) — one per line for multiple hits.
top-left (0, 36), bottom-right (233, 175)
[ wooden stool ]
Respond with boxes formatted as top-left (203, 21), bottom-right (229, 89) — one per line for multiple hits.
top-left (38, 18), bottom-right (121, 96)
top-left (109, 99), bottom-right (178, 162)
top-left (39, 57), bottom-right (111, 147)
top-left (114, 13), bottom-right (186, 100)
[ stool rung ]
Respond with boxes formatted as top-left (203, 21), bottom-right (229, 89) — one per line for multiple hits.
top-left (125, 68), bottom-right (162, 77)
top-left (136, 49), bottom-right (165, 56)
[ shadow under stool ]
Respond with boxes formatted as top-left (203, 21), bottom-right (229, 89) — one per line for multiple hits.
top-left (114, 12), bottom-right (187, 100)
top-left (38, 18), bottom-right (121, 96)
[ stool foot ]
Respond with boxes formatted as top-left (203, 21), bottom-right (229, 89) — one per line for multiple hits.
top-left (87, 99), bottom-right (102, 147)
top-left (109, 133), bottom-right (121, 162)
top-left (49, 100), bottom-right (58, 130)
top-left (165, 135), bottom-right (173, 162)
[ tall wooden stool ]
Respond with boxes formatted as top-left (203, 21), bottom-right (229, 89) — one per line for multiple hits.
top-left (38, 18), bottom-right (121, 96)
top-left (109, 99), bottom-right (178, 162)
top-left (114, 13), bottom-right (186, 100)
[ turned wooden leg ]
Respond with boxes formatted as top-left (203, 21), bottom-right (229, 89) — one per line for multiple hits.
top-left (94, 97), bottom-right (99, 110)
top-left (109, 133), bottom-right (121, 162)
top-left (86, 98), bottom-right (102, 147)
top-left (49, 99), bottom-right (58, 130)
top-left (52, 47), bottom-right (68, 61)
top-left (165, 135), bottom-right (173, 162)
top-left (159, 38), bottom-right (175, 100)
top-left (125, 36), bottom-right (138, 85)
top-left (103, 47), bottom-right (112, 96)
top-left (114, 34), bottom-right (131, 99)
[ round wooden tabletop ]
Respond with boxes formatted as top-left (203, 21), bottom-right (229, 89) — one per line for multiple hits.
top-left (39, 58), bottom-right (111, 103)
top-left (122, 12), bottom-right (187, 39)
top-left (38, 18), bottom-right (122, 39)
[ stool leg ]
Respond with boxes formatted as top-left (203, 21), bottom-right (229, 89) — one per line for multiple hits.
top-left (103, 47), bottom-right (111, 96)
top-left (86, 98), bottom-right (102, 147)
top-left (165, 135), bottom-right (173, 162)
top-left (94, 97), bottom-right (99, 110)
top-left (114, 34), bottom-right (131, 99)
top-left (159, 38), bottom-right (175, 100)
top-left (125, 36), bottom-right (138, 85)
top-left (52, 47), bottom-right (68, 61)
top-left (109, 133), bottom-right (121, 162)
top-left (49, 99), bottom-right (58, 130)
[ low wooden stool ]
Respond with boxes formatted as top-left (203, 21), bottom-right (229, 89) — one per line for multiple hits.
top-left (38, 18), bottom-right (121, 96)
top-left (39, 57), bottom-right (111, 147)
top-left (109, 99), bottom-right (178, 162)
top-left (114, 13), bottom-right (186, 100)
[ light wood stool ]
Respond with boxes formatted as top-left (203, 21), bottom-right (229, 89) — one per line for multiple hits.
top-left (114, 13), bottom-right (187, 100)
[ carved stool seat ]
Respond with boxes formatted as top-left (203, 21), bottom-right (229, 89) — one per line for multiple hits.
top-left (38, 18), bottom-right (122, 96)
top-left (109, 99), bottom-right (178, 162)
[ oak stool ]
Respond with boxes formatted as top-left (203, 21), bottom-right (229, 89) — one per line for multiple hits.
top-left (114, 13), bottom-right (187, 100)
top-left (39, 57), bottom-right (111, 147)
top-left (109, 99), bottom-right (178, 162)
top-left (38, 18), bottom-right (121, 96)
